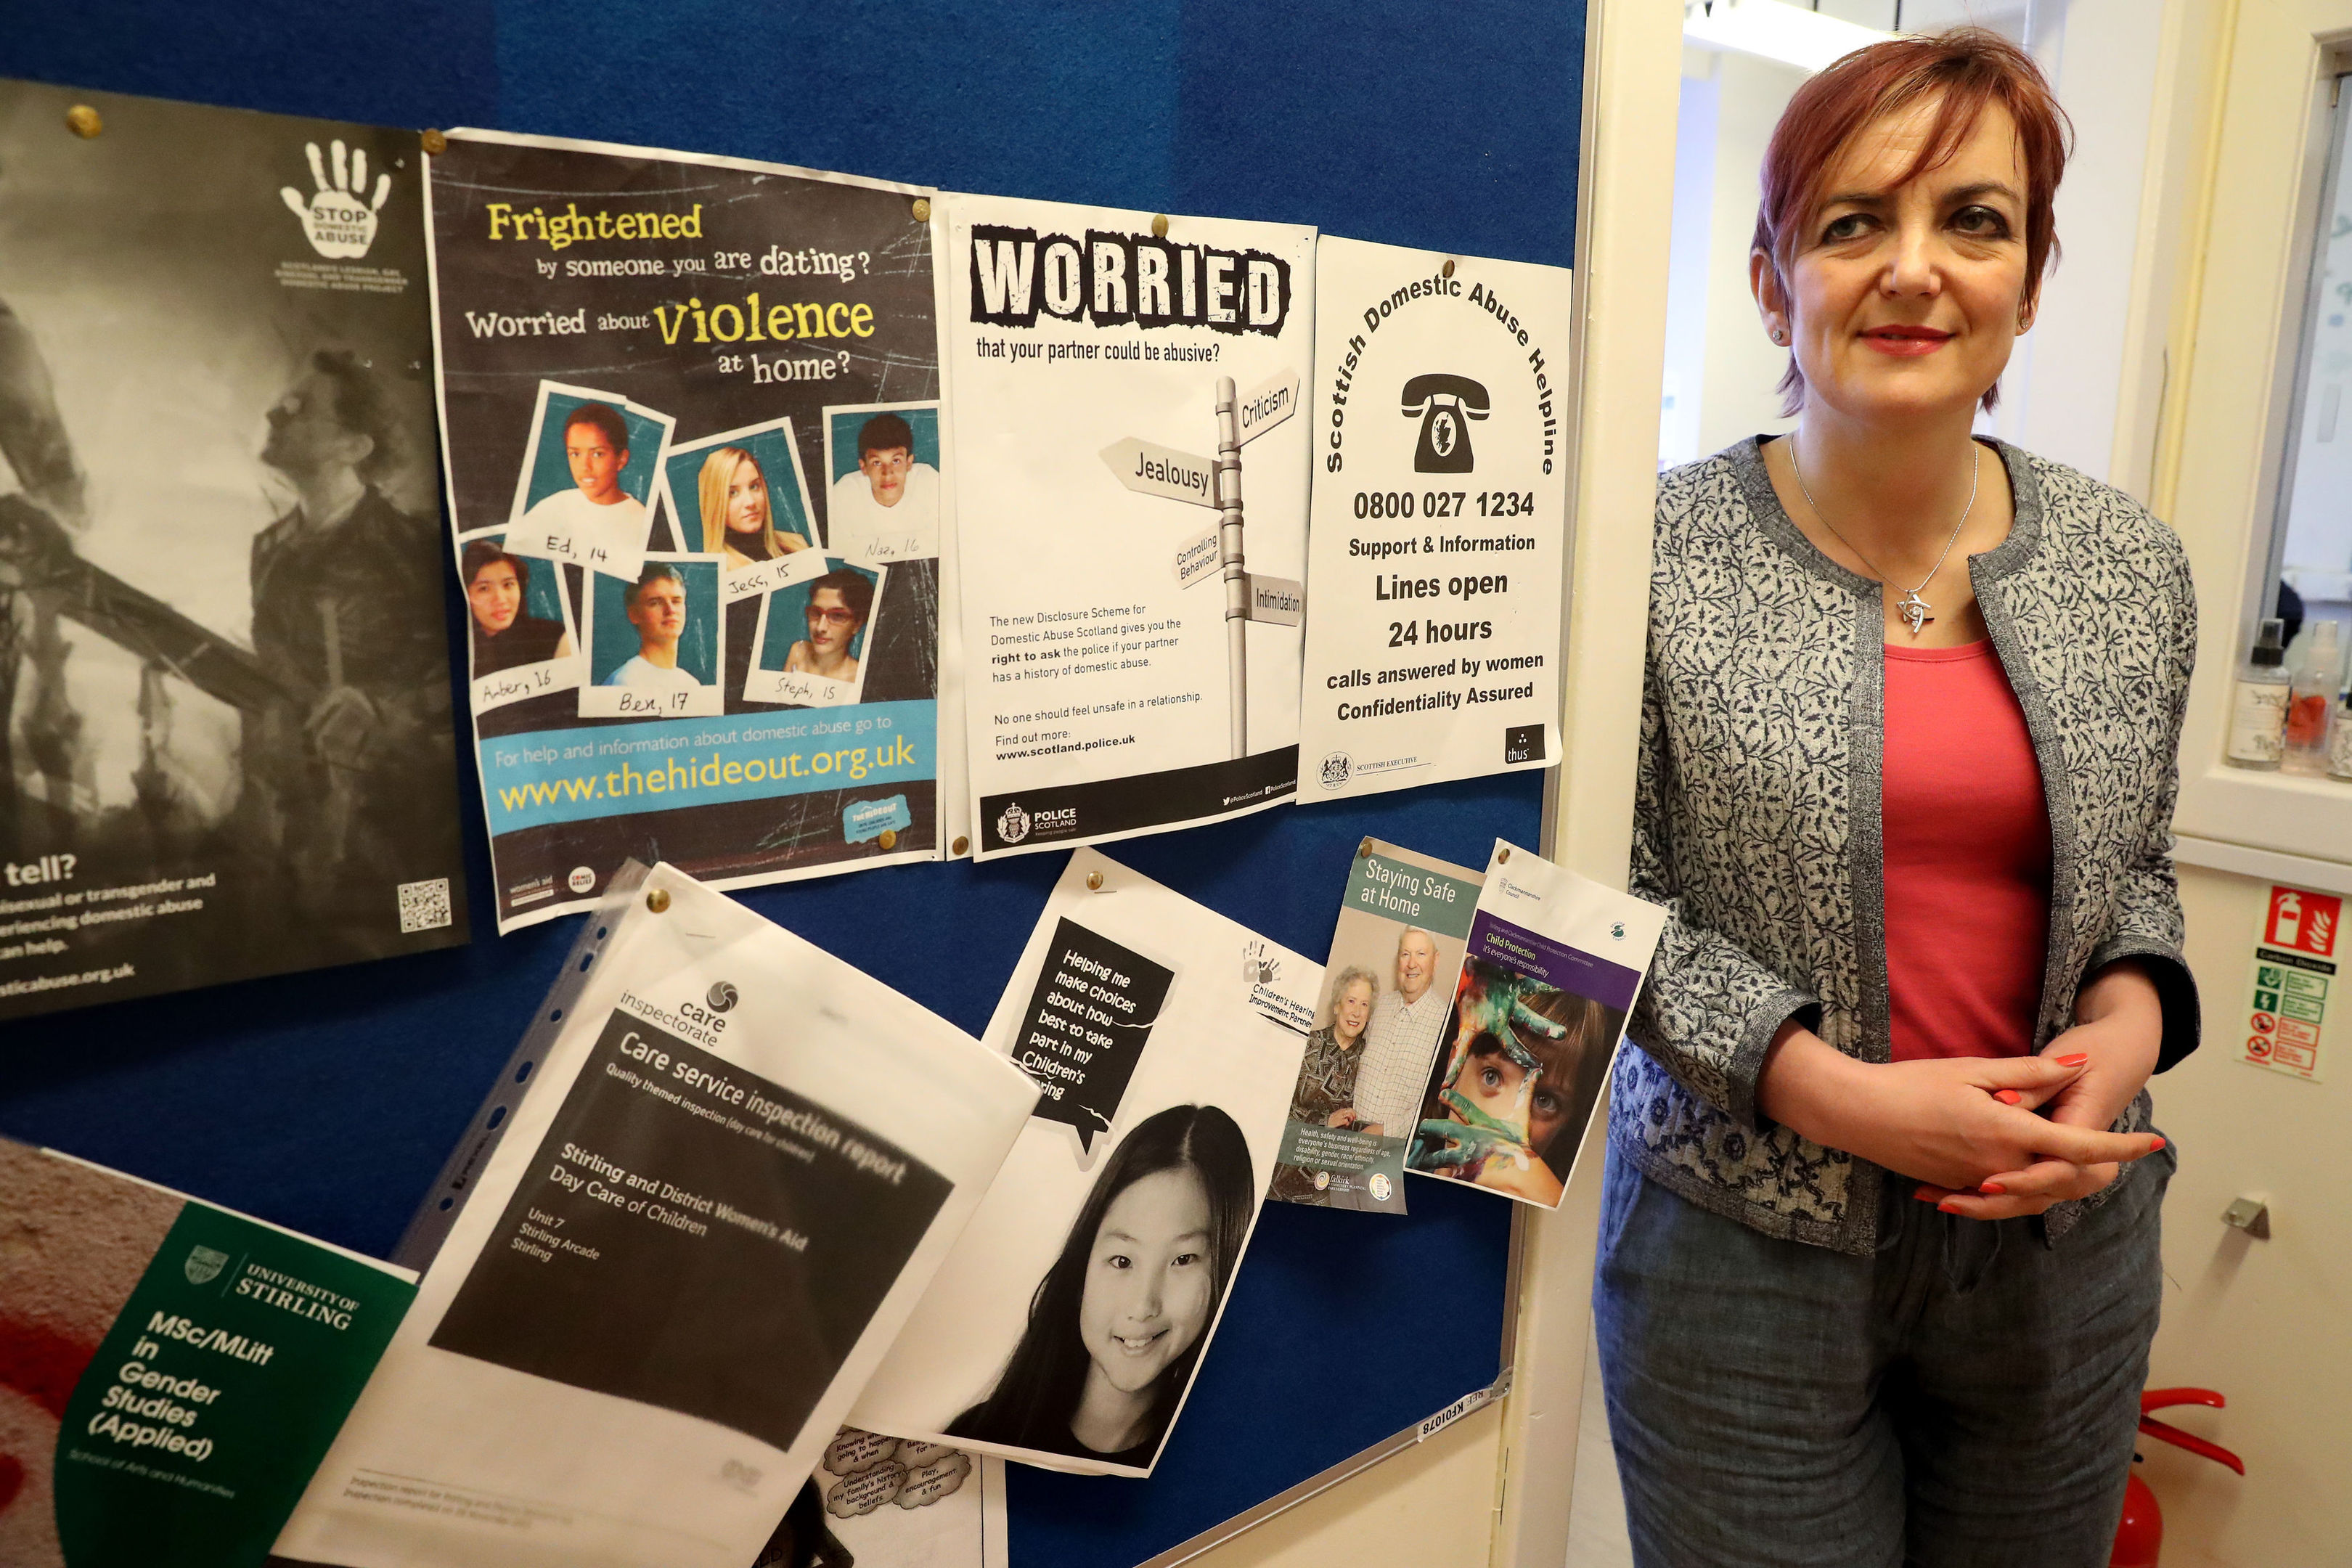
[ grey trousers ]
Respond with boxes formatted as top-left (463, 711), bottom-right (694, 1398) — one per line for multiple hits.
top-left (1592, 1139), bottom-right (2171, 1568)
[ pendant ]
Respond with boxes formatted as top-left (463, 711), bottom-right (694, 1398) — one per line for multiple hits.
top-left (1897, 591), bottom-right (1934, 636)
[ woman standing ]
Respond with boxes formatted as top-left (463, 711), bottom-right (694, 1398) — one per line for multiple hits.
top-left (1598, 30), bottom-right (2197, 1567)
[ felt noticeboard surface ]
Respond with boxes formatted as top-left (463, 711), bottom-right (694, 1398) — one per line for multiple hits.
top-left (0, 4), bottom-right (1583, 1562)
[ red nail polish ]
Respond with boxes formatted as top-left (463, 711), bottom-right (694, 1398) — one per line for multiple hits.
top-left (1980, 1181), bottom-right (2006, 1196)
top-left (1913, 1185), bottom-right (1939, 1203)
top-left (2149, 1136), bottom-right (2166, 1151)
top-left (1994, 1089), bottom-right (2022, 1106)
top-left (1937, 1199), bottom-right (1964, 1214)
top-left (2055, 1053), bottom-right (2089, 1066)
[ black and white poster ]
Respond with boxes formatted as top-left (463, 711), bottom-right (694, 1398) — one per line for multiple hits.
top-left (942, 195), bottom-right (1315, 859)
top-left (425, 131), bottom-right (948, 931)
top-left (1297, 236), bottom-right (1569, 800)
top-left (275, 863), bottom-right (1037, 1568)
top-left (0, 80), bottom-right (469, 1020)
top-left (850, 848), bottom-right (1314, 1477)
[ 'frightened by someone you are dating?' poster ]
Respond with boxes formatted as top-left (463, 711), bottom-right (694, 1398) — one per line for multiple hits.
top-left (943, 195), bottom-right (1315, 859)
top-left (0, 79), bottom-right (470, 1021)
top-left (1297, 235), bottom-right (1569, 801)
top-left (425, 129), bottom-right (948, 931)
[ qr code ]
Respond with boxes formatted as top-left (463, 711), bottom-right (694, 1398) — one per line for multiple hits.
top-left (397, 877), bottom-right (453, 934)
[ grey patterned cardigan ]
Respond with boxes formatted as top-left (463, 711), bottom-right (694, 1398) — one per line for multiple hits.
top-left (1612, 436), bottom-right (2201, 1256)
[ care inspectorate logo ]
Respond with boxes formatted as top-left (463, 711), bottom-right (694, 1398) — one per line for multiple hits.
top-left (1319, 751), bottom-right (1352, 791)
top-left (706, 981), bottom-right (739, 1013)
top-left (184, 1246), bottom-right (230, 1286)
top-left (1609, 922), bottom-right (1626, 941)
top-left (996, 801), bottom-right (1032, 845)
top-left (1401, 373), bottom-right (1489, 473)
top-left (280, 138), bottom-right (391, 260)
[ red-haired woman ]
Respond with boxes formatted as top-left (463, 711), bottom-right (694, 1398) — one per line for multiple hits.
top-left (1598, 29), bottom-right (2195, 1565)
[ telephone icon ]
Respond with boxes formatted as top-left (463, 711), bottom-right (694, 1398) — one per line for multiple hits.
top-left (1400, 373), bottom-right (1489, 473)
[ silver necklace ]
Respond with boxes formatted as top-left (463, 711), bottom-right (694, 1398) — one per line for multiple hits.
top-left (1791, 439), bottom-right (1979, 637)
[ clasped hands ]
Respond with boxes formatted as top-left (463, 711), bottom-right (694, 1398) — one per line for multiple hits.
top-left (1755, 965), bottom-right (2167, 1222)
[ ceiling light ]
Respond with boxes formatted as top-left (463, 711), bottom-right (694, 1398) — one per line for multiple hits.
top-left (1683, 0), bottom-right (1895, 74)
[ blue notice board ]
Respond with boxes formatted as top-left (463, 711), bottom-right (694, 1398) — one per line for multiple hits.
top-left (0, 3), bottom-right (1583, 1562)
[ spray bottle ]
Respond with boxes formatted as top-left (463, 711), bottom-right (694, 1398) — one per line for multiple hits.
top-left (2225, 618), bottom-right (2290, 770)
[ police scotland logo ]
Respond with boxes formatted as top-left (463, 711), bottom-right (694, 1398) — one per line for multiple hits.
top-left (997, 802), bottom-right (1032, 844)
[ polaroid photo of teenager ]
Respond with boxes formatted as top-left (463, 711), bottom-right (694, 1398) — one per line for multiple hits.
top-left (744, 555), bottom-right (885, 709)
top-left (578, 552), bottom-right (724, 719)
top-left (456, 529), bottom-right (585, 712)
top-left (660, 417), bottom-right (822, 603)
top-left (822, 401), bottom-right (942, 563)
top-left (851, 848), bottom-right (1316, 1479)
top-left (506, 380), bottom-right (674, 581)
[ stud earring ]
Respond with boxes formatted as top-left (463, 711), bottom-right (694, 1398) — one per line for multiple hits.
top-left (1771, 329), bottom-right (1787, 344)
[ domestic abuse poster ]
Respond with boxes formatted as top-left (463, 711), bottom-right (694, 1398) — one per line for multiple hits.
top-left (0, 81), bottom-right (470, 1019)
top-left (1297, 236), bottom-right (1569, 801)
top-left (424, 130), bottom-right (947, 931)
top-left (942, 195), bottom-right (1315, 859)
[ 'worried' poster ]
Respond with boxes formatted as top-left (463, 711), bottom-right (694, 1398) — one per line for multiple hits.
top-left (942, 195), bottom-right (1315, 860)
top-left (424, 130), bottom-right (948, 931)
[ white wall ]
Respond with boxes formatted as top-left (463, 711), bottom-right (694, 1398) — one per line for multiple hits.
top-left (2141, 863), bottom-right (2351, 1567)
top-left (1990, 0), bottom-right (2165, 481)
top-left (1692, 49), bottom-right (1809, 460)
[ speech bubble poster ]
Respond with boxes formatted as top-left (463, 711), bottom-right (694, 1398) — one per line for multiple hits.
top-left (850, 848), bottom-right (1314, 1477)
top-left (1297, 234), bottom-right (1571, 801)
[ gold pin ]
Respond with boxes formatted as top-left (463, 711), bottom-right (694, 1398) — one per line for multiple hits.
top-left (1151, 213), bottom-right (1169, 239)
top-left (646, 888), bottom-right (671, 912)
top-left (951, 834), bottom-right (971, 857)
top-left (1498, 846), bottom-right (1511, 863)
top-left (912, 197), bottom-right (932, 222)
top-left (1442, 257), bottom-right (1457, 279)
top-left (421, 128), bottom-right (448, 156)
top-left (1358, 838), bottom-right (1374, 859)
top-left (1085, 870), bottom-right (1105, 891)
top-left (65, 105), bottom-right (102, 139)
top-left (877, 828), bottom-right (898, 851)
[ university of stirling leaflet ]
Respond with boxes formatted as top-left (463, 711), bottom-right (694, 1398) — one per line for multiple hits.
top-left (269, 863), bottom-right (1036, 1568)
top-left (0, 1139), bottom-right (414, 1568)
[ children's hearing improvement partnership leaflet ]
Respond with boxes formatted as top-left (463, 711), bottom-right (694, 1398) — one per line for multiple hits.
top-left (269, 862), bottom-right (1037, 1568)
top-left (1403, 841), bottom-right (1666, 1210)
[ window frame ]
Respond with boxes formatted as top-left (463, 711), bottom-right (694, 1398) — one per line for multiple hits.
top-left (2168, 20), bottom-right (2352, 863)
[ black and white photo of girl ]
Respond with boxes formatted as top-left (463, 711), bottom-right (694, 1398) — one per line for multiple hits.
top-left (947, 1104), bottom-right (1252, 1467)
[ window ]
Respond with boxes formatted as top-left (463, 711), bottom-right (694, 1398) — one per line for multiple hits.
top-left (2259, 75), bottom-right (2352, 672)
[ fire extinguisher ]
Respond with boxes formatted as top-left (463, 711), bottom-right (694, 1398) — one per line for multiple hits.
top-left (2110, 1388), bottom-right (2245, 1567)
